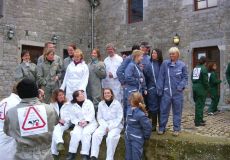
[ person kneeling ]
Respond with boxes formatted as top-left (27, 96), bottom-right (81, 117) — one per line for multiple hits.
top-left (67, 90), bottom-right (98, 160)
top-left (90, 88), bottom-right (123, 160)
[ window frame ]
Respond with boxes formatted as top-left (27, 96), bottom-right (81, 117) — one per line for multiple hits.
top-left (128, 0), bottom-right (143, 24)
top-left (194, 0), bottom-right (218, 11)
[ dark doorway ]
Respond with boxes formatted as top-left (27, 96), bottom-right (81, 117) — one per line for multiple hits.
top-left (21, 45), bottom-right (44, 64)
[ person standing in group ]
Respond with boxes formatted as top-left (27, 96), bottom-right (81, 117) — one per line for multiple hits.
top-left (157, 47), bottom-right (188, 136)
top-left (4, 78), bottom-right (58, 160)
top-left (62, 43), bottom-right (76, 78)
top-left (90, 88), bottom-right (123, 160)
top-left (50, 89), bottom-right (71, 160)
top-left (124, 50), bottom-right (147, 124)
top-left (37, 41), bottom-right (62, 67)
top-left (208, 63), bottom-right (221, 115)
top-left (125, 92), bottom-right (152, 160)
top-left (139, 41), bottom-right (151, 69)
top-left (37, 49), bottom-right (62, 103)
top-left (102, 43), bottom-right (123, 102)
top-left (225, 62), bottom-right (230, 103)
top-left (0, 84), bottom-right (21, 160)
top-left (87, 48), bottom-right (106, 110)
top-left (66, 90), bottom-right (98, 160)
top-left (192, 56), bottom-right (209, 126)
top-left (14, 50), bottom-right (37, 82)
top-left (61, 49), bottom-right (89, 101)
top-left (143, 49), bottom-right (163, 131)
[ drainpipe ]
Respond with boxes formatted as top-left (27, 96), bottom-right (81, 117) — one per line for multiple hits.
top-left (91, 6), bottom-right (94, 50)
top-left (88, 0), bottom-right (100, 51)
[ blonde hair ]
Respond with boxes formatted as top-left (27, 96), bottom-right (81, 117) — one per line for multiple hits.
top-left (44, 49), bottom-right (54, 60)
top-left (132, 50), bottom-right (144, 61)
top-left (129, 92), bottom-right (147, 114)
top-left (74, 49), bottom-right (84, 60)
top-left (168, 47), bottom-right (180, 57)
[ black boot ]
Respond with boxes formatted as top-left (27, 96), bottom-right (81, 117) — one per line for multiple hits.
top-left (66, 152), bottom-right (76, 160)
top-left (52, 154), bottom-right (59, 160)
top-left (152, 114), bottom-right (157, 132)
top-left (82, 154), bottom-right (89, 160)
top-left (91, 156), bottom-right (98, 160)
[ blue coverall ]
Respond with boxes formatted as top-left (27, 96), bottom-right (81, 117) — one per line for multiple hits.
top-left (157, 59), bottom-right (188, 132)
top-left (125, 107), bottom-right (152, 160)
top-left (124, 61), bottom-right (146, 121)
top-left (143, 60), bottom-right (161, 125)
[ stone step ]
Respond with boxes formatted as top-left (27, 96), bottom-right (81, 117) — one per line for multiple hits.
top-left (58, 130), bottom-right (230, 160)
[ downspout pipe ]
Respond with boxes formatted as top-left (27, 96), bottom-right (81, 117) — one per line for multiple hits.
top-left (91, 5), bottom-right (94, 50)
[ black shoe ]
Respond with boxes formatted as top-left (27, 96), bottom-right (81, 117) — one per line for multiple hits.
top-left (195, 122), bottom-right (206, 127)
top-left (82, 154), bottom-right (89, 160)
top-left (202, 120), bottom-right (206, 123)
top-left (152, 125), bottom-right (156, 132)
top-left (66, 152), bottom-right (76, 160)
top-left (52, 154), bottom-right (59, 160)
top-left (91, 156), bottom-right (98, 160)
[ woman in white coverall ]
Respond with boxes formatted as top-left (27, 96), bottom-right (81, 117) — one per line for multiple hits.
top-left (50, 89), bottom-right (70, 159)
top-left (67, 90), bottom-right (98, 160)
top-left (0, 84), bottom-right (21, 160)
top-left (90, 88), bottom-right (123, 160)
top-left (61, 49), bottom-right (89, 101)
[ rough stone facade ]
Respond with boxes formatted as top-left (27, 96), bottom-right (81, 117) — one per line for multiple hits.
top-left (0, 0), bottom-right (92, 99)
top-left (94, 0), bottom-right (230, 107)
top-left (0, 0), bottom-right (230, 108)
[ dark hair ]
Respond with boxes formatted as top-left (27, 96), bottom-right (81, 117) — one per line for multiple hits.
top-left (198, 56), bottom-right (206, 65)
top-left (68, 43), bottom-right (77, 50)
top-left (21, 50), bottom-right (30, 63)
top-left (17, 78), bottom-right (38, 98)
top-left (71, 90), bottom-right (84, 103)
top-left (102, 88), bottom-right (114, 101)
top-left (51, 89), bottom-right (67, 103)
top-left (131, 43), bottom-right (140, 51)
top-left (208, 63), bottom-right (216, 72)
top-left (92, 48), bottom-right (102, 61)
top-left (140, 41), bottom-right (151, 48)
top-left (151, 48), bottom-right (163, 64)
top-left (129, 92), bottom-right (147, 114)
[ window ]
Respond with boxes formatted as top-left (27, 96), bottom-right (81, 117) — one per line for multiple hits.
top-left (128, 0), bottom-right (143, 23)
top-left (194, 0), bottom-right (217, 10)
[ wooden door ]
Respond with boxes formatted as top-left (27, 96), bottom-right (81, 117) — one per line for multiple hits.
top-left (193, 46), bottom-right (220, 94)
top-left (22, 45), bottom-right (44, 64)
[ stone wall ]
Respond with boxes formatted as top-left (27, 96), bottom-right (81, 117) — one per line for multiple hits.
top-left (94, 0), bottom-right (230, 106)
top-left (0, 0), bottom-right (91, 99)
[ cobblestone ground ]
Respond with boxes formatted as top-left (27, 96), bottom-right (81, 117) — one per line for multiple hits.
top-left (166, 103), bottom-right (230, 138)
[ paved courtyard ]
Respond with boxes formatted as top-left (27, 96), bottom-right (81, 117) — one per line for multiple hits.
top-left (166, 102), bottom-right (230, 139)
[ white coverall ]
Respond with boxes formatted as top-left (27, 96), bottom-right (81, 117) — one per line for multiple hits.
top-left (91, 99), bottom-right (123, 160)
top-left (0, 93), bottom-right (21, 160)
top-left (102, 54), bottom-right (123, 102)
top-left (61, 61), bottom-right (89, 101)
top-left (68, 99), bottom-right (98, 155)
top-left (51, 102), bottom-right (71, 155)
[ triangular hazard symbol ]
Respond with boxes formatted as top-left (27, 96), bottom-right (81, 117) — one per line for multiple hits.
top-left (22, 106), bottom-right (46, 131)
top-left (0, 102), bottom-right (7, 120)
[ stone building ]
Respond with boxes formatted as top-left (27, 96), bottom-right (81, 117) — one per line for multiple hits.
top-left (0, 0), bottom-right (230, 108)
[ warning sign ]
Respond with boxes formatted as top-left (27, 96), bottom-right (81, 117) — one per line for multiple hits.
top-left (0, 102), bottom-right (7, 120)
top-left (18, 105), bottom-right (48, 136)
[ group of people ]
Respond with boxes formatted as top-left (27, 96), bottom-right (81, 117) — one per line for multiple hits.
top-left (192, 57), bottom-right (222, 126)
top-left (0, 39), bottom-right (223, 160)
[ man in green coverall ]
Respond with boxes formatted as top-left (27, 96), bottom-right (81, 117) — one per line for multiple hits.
top-left (192, 56), bottom-right (209, 126)
top-left (225, 62), bottom-right (230, 103)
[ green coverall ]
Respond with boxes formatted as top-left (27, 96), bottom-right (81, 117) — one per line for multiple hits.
top-left (225, 62), bottom-right (230, 86)
top-left (192, 64), bottom-right (209, 125)
top-left (208, 71), bottom-right (221, 113)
